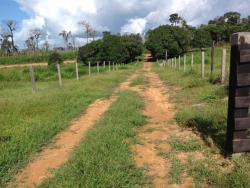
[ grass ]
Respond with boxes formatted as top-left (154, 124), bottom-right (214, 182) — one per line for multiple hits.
top-left (153, 51), bottom-right (250, 187)
top-left (0, 51), bottom-right (76, 65)
top-left (169, 137), bottom-right (201, 152)
top-left (0, 66), bottom-right (135, 187)
top-left (0, 62), bottom-right (128, 82)
top-left (130, 72), bottom-right (149, 87)
top-left (39, 90), bottom-right (149, 188)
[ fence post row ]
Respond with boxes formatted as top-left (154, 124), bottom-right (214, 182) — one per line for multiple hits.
top-left (29, 65), bottom-right (36, 93)
top-left (227, 32), bottom-right (250, 154)
top-left (57, 63), bottom-right (62, 87)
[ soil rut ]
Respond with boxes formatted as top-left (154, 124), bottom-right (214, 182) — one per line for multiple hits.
top-left (131, 62), bottom-right (196, 188)
top-left (9, 72), bottom-right (138, 188)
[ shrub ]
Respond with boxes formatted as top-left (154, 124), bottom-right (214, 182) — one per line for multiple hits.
top-left (48, 52), bottom-right (63, 67)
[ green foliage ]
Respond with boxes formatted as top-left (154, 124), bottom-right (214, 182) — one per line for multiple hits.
top-left (145, 25), bottom-right (191, 59)
top-left (39, 90), bottom-right (149, 187)
top-left (48, 51), bottom-right (63, 66)
top-left (78, 33), bottom-right (143, 65)
top-left (0, 51), bottom-right (76, 65)
top-left (192, 28), bottom-right (212, 49)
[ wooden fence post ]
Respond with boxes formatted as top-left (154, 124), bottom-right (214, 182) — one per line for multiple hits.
top-left (201, 49), bottom-right (205, 79)
top-left (175, 57), bottom-right (177, 68)
top-left (97, 61), bottom-right (99, 73)
top-left (88, 61), bottom-right (91, 76)
top-left (113, 62), bottom-right (115, 71)
top-left (104, 61), bottom-right (106, 69)
top-left (227, 32), bottom-right (250, 154)
top-left (29, 65), bottom-right (36, 93)
top-left (178, 56), bottom-right (181, 70)
top-left (109, 61), bottom-right (111, 72)
top-left (184, 55), bottom-right (186, 72)
top-left (211, 40), bottom-right (215, 76)
top-left (116, 63), bottom-right (118, 70)
top-left (75, 62), bottom-right (79, 80)
top-left (57, 63), bottom-right (62, 87)
top-left (191, 53), bottom-right (194, 69)
top-left (221, 48), bottom-right (227, 84)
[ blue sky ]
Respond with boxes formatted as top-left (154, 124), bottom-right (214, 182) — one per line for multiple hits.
top-left (0, 0), bottom-right (28, 21)
top-left (1, 0), bottom-right (250, 48)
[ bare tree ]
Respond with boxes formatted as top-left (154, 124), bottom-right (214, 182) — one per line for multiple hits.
top-left (78, 20), bottom-right (91, 44)
top-left (89, 28), bottom-right (97, 41)
top-left (0, 33), bottom-right (12, 55)
top-left (2, 20), bottom-right (17, 53)
top-left (25, 36), bottom-right (36, 53)
top-left (30, 28), bottom-right (42, 51)
top-left (59, 30), bottom-right (72, 49)
top-left (43, 40), bottom-right (49, 52)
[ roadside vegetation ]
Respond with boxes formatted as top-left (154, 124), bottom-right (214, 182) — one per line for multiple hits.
top-left (39, 90), bottom-right (149, 188)
top-left (153, 55), bottom-right (250, 187)
top-left (0, 51), bottom-right (76, 65)
top-left (0, 66), bottom-right (135, 187)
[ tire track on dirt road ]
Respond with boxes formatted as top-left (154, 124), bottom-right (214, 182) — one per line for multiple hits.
top-left (131, 62), bottom-right (196, 188)
top-left (8, 72), bottom-right (138, 188)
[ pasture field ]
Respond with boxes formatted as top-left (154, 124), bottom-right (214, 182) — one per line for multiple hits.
top-left (0, 64), bottom-right (136, 186)
top-left (0, 51), bottom-right (76, 65)
top-left (154, 54), bottom-right (250, 187)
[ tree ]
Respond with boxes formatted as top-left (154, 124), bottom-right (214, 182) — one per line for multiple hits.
top-left (59, 30), bottom-right (72, 49)
top-left (0, 33), bottom-right (12, 55)
top-left (224, 12), bottom-right (241, 24)
top-left (145, 25), bottom-right (190, 59)
top-left (169, 13), bottom-right (182, 26)
top-left (48, 51), bottom-right (63, 66)
top-left (43, 40), bottom-right (49, 52)
top-left (191, 28), bottom-right (212, 49)
top-left (2, 20), bottom-right (17, 54)
top-left (78, 20), bottom-right (91, 44)
top-left (89, 29), bottom-right (97, 41)
top-left (29, 29), bottom-right (42, 51)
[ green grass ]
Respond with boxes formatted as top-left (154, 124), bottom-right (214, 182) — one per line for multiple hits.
top-left (0, 62), bottom-right (129, 82)
top-left (0, 51), bottom-right (76, 65)
top-left (153, 54), bottom-right (250, 187)
top-left (130, 72), bottom-right (149, 87)
top-left (39, 90), bottom-right (149, 188)
top-left (169, 137), bottom-right (201, 152)
top-left (0, 67), bottom-right (135, 187)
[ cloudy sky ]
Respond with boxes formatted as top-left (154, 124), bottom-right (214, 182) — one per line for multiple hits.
top-left (1, 0), bottom-right (250, 48)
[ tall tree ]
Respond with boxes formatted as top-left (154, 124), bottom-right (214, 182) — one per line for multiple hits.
top-left (224, 12), bottom-right (241, 24)
top-left (89, 29), bottom-right (97, 41)
top-left (30, 29), bottom-right (42, 51)
top-left (78, 20), bottom-right (91, 44)
top-left (2, 20), bottom-right (17, 53)
top-left (169, 13), bottom-right (182, 26)
top-left (59, 30), bottom-right (72, 49)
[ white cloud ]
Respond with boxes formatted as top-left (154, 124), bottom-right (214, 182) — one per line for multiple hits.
top-left (121, 18), bottom-right (147, 35)
top-left (11, 0), bottom-right (250, 48)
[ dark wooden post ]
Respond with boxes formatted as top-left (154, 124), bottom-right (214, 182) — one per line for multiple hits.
top-left (227, 32), bottom-right (250, 154)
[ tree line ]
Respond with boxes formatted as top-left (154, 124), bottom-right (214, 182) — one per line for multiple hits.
top-left (146, 11), bottom-right (250, 60)
top-left (0, 19), bottom-right (98, 56)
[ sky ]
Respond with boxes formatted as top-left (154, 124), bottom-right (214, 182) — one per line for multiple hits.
top-left (0, 0), bottom-right (250, 48)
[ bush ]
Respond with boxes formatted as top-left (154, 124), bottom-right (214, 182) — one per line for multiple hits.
top-left (77, 33), bottom-right (143, 65)
top-left (48, 52), bottom-right (63, 67)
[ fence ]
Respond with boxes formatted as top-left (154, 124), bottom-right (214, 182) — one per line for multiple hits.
top-left (158, 32), bottom-right (250, 154)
